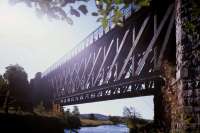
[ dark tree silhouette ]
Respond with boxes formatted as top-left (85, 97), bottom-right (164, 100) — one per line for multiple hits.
top-left (30, 72), bottom-right (53, 110)
top-left (123, 106), bottom-right (143, 133)
top-left (3, 64), bottom-right (32, 112)
top-left (89, 113), bottom-right (96, 120)
top-left (0, 74), bottom-right (9, 112)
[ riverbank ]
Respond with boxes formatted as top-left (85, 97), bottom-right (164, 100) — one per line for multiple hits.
top-left (81, 118), bottom-right (114, 127)
top-left (0, 113), bottom-right (68, 133)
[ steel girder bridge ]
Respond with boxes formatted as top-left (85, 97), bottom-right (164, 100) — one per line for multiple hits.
top-left (42, 3), bottom-right (175, 106)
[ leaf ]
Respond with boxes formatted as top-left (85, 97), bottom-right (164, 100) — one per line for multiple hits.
top-left (114, 0), bottom-right (122, 4)
top-left (70, 6), bottom-right (80, 17)
top-left (136, 0), bottom-right (150, 7)
top-left (101, 17), bottom-right (108, 29)
top-left (78, 5), bottom-right (88, 15)
top-left (96, 17), bottom-right (103, 22)
top-left (65, 16), bottom-right (73, 25)
top-left (91, 12), bottom-right (99, 16)
top-left (50, 7), bottom-right (67, 19)
top-left (77, 0), bottom-right (90, 2)
top-left (60, 0), bottom-right (76, 7)
top-left (123, 0), bottom-right (133, 5)
top-left (114, 9), bottom-right (123, 18)
top-left (95, 0), bottom-right (103, 9)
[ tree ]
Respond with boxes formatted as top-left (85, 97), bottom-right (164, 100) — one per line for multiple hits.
top-left (64, 108), bottom-right (71, 118)
top-left (0, 74), bottom-right (8, 98)
top-left (64, 108), bottom-right (81, 130)
top-left (89, 113), bottom-right (96, 120)
top-left (9, 0), bottom-right (150, 27)
top-left (30, 72), bottom-right (53, 110)
top-left (3, 64), bottom-right (31, 111)
top-left (72, 106), bottom-right (80, 116)
top-left (109, 116), bottom-right (121, 124)
top-left (123, 106), bottom-right (141, 132)
top-left (0, 74), bottom-right (9, 111)
top-left (123, 106), bottom-right (141, 119)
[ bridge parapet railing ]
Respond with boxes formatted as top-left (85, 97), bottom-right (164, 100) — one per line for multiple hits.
top-left (43, 4), bottom-right (135, 77)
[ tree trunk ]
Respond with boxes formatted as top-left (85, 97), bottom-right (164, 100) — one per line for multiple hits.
top-left (3, 90), bottom-right (10, 114)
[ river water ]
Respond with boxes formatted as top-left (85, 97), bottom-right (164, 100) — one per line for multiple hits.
top-left (65, 124), bottom-right (129, 133)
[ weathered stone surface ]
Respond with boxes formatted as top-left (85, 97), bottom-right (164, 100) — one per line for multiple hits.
top-left (176, 0), bottom-right (200, 132)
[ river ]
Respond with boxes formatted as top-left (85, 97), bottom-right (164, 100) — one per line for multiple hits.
top-left (65, 124), bottom-right (129, 133)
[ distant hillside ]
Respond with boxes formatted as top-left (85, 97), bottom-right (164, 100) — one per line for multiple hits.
top-left (80, 114), bottom-right (109, 120)
top-left (80, 113), bottom-right (152, 124)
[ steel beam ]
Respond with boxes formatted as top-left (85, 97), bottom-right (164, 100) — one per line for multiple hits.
top-left (118, 16), bottom-right (150, 80)
top-left (157, 10), bottom-right (175, 68)
top-left (135, 4), bottom-right (174, 75)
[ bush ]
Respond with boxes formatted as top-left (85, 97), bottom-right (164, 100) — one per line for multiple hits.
top-left (64, 115), bottom-right (81, 129)
top-left (109, 116), bottom-right (121, 124)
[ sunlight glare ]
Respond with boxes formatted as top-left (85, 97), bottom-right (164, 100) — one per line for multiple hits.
top-left (0, 1), bottom-right (76, 78)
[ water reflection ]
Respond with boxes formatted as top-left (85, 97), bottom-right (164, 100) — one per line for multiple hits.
top-left (65, 124), bottom-right (129, 133)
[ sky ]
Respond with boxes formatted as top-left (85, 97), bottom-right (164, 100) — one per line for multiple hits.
top-left (0, 0), bottom-right (154, 120)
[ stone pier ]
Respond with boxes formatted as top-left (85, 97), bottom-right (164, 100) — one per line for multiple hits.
top-left (176, 0), bottom-right (200, 132)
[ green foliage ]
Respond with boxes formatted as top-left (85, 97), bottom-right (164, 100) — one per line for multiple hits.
top-left (101, 17), bottom-right (109, 29)
top-left (183, 1), bottom-right (200, 34)
top-left (135, 0), bottom-right (150, 7)
top-left (95, 0), bottom-right (150, 28)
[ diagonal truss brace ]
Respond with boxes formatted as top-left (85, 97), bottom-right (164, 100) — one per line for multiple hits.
top-left (105, 29), bottom-right (130, 82)
top-left (117, 16), bottom-right (150, 80)
top-left (135, 4), bottom-right (174, 75)
top-left (85, 47), bottom-right (102, 87)
top-left (157, 10), bottom-right (175, 68)
top-left (93, 39), bottom-right (114, 86)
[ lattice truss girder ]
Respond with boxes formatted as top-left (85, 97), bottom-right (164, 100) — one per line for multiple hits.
top-left (43, 4), bottom-right (175, 105)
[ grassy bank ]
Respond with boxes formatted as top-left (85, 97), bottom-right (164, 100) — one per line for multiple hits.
top-left (81, 118), bottom-right (113, 127)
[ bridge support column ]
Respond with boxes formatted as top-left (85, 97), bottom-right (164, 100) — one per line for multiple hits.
top-left (154, 86), bottom-right (167, 131)
top-left (176, 0), bottom-right (200, 132)
top-left (154, 61), bottom-right (180, 132)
